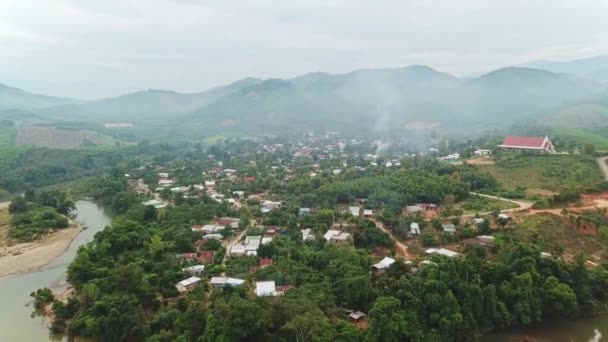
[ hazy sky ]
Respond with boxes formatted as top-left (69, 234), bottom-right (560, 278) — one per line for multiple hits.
top-left (1, 0), bottom-right (607, 99)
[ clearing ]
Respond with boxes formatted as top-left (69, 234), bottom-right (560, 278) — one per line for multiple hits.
top-left (16, 126), bottom-right (115, 149)
top-left (477, 154), bottom-right (604, 194)
top-left (506, 212), bottom-right (608, 263)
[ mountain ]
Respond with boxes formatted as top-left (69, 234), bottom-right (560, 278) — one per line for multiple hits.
top-left (181, 66), bottom-right (603, 135)
top-left (41, 77), bottom-right (264, 122)
top-left (185, 65), bottom-right (466, 135)
top-left (3, 64), bottom-right (606, 139)
top-left (463, 67), bottom-right (601, 122)
top-left (522, 55), bottom-right (608, 83)
top-left (0, 83), bottom-right (80, 111)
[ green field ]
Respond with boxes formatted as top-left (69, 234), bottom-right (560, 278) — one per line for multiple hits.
top-left (456, 195), bottom-right (518, 214)
top-left (553, 128), bottom-right (608, 151)
top-left (478, 154), bottom-right (604, 193)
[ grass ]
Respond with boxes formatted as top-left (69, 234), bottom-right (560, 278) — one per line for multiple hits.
top-left (456, 195), bottom-right (518, 214)
top-left (478, 154), bottom-right (604, 194)
top-left (553, 128), bottom-right (608, 151)
top-left (504, 213), bottom-right (607, 260)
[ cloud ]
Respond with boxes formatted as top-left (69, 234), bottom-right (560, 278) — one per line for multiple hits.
top-left (1, 0), bottom-right (607, 98)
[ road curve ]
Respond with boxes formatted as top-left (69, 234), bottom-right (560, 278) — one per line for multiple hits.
top-left (596, 156), bottom-right (608, 181)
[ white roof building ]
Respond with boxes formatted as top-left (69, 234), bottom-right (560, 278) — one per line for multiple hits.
top-left (182, 265), bottom-right (205, 276)
top-left (175, 276), bottom-right (201, 293)
top-left (372, 257), bottom-right (396, 271)
top-left (301, 228), bottom-right (315, 241)
top-left (230, 245), bottom-right (246, 255)
top-left (255, 281), bottom-right (278, 297)
top-left (349, 206), bottom-right (360, 216)
top-left (410, 222), bottom-right (421, 235)
top-left (210, 277), bottom-right (245, 288)
top-left (425, 248), bottom-right (461, 258)
top-left (143, 199), bottom-right (167, 209)
top-left (323, 229), bottom-right (341, 241)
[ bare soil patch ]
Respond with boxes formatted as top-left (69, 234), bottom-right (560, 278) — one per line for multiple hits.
top-left (405, 120), bottom-right (441, 130)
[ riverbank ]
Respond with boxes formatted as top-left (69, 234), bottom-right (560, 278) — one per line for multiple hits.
top-left (0, 203), bottom-right (82, 278)
top-left (0, 226), bottom-right (81, 278)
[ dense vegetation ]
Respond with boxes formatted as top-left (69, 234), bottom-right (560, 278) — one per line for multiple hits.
top-left (39, 168), bottom-right (608, 342)
top-left (8, 190), bottom-right (74, 241)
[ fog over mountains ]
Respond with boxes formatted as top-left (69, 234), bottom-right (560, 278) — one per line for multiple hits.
top-left (2, 56), bottom-right (608, 137)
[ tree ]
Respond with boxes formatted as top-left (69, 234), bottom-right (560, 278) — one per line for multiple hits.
top-left (368, 296), bottom-right (422, 342)
top-left (282, 309), bottom-right (332, 342)
top-left (8, 196), bottom-right (28, 214)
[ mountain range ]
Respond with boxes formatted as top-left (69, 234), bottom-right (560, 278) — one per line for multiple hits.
top-left (2, 56), bottom-right (608, 138)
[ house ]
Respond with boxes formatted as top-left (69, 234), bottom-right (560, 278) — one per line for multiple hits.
top-left (243, 176), bottom-right (256, 183)
top-left (245, 236), bottom-right (261, 255)
top-left (198, 250), bottom-right (215, 264)
top-left (210, 277), bottom-right (245, 288)
top-left (180, 253), bottom-right (197, 261)
top-left (230, 245), bottom-right (246, 256)
top-left (202, 233), bottom-right (223, 240)
top-left (410, 222), bottom-right (421, 235)
top-left (217, 217), bottom-right (240, 229)
top-left (261, 200), bottom-right (282, 213)
top-left (323, 230), bottom-right (351, 244)
top-left (371, 257), bottom-right (395, 272)
top-left (498, 213), bottom-right (510, 221)
top-left (158, 179), bottom-right (175, 187)
top-left (348, 311), bottom-right (367, 322)
top-left (425, 248), bottom-right (461, 258)
top-left (170, 186), bottom-right (189, 193)
top-left (175, 276), bottom-right (201, 293)
top-left (204, 181), bottom-right (216, 188)
top-left (498, 135), bottom-right (555, 153)
top-left (463, 235), bottom-right (495, 247)
top-left (158, 172), bottom-right (169, 178)
top-left (442, 224), bottom-right (457, 234)
top-left (473, 218), bottom-right (485, 225)
top-left (299, 208), bottom-right (316, 216)
top-left (143, 199), bottom-right (167, 209)
top-left (255, 281), bottom-right (278, 297)
top-left (182, 265), bottom-right (205, 276)
top-left (259, 257), bottom-right (273, 268)
top-left (406, 203), bottom-right (437, 213)
top-left (261, 236), bottom-right (273, 245)
top-left (301, 228), bottom-right (315, 241)
top-left (349, 206), bottom-right (360, 217)
top-left (474, 149), bottom-right (492, 157)
top-left (363, 209), bottom-right (373, 218)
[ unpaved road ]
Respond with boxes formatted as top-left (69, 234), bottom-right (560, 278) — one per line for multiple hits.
top-left (371, 219), bottom-right (415, 261)
top-left (597, 156), bottom-right (608, 181)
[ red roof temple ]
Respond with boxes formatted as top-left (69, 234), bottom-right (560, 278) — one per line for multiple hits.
top-left (498, 135), bottom-right (554, 153)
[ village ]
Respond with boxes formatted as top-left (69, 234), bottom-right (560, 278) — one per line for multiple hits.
top-left (116, 131), bottom-right (608, 327)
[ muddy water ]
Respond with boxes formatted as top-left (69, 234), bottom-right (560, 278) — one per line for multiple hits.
top-left (0, 201), bottom-right (110, 341)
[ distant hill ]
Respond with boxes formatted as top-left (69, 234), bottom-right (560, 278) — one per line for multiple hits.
top-left (0, 83), bottom-right (80, 110)
top-left (2, 64), bottom-right (606, 139)
top-left (181, 66), bottom-right (603, 135)
top-left (41, 77), bottom-right (263, 122)
top-left (523, 55), bottom-right (608, 83)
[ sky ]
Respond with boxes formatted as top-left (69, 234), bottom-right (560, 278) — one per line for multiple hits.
top-left (1, 0), bottom-right (607, 99)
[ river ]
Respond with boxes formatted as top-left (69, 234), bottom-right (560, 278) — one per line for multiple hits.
top-left (0, 200), bottom-right (110, 342)
top-left (483, 316), bottom-right (608, 341)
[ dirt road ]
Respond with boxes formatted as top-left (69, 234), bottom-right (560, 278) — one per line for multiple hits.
top-left (371, 219), bottom-right (415, 261)
top-left (597, 156), bottom-right (608, 181)
top-left (459, 192), bottom-right (533, 219)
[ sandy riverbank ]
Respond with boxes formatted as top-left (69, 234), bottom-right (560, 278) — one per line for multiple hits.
top-left (0, 203), bottom-right (82, 278)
